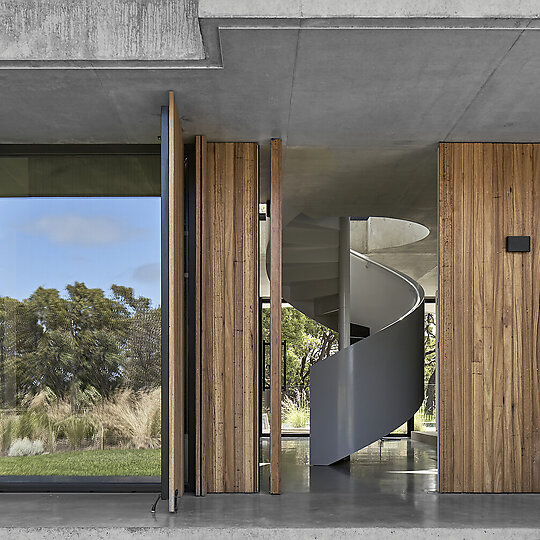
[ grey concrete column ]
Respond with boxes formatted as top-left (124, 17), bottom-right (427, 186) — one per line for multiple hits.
top-left (338, 217), bottom-right (351, 350)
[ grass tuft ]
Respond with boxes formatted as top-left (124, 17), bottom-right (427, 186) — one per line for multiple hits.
top-left (0, 448), bottom-right (160, 476)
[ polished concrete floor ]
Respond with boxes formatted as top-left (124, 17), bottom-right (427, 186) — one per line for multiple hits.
top-left (260, 436), bottom-right (437, 494)
top-left (1, 438), bottom-right (540, 538)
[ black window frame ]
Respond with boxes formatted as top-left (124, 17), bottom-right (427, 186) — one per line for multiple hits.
top-left (0, 144), bottom-right (165, 493)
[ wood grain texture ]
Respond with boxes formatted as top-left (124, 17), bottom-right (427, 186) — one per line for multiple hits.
top-left (439, 142), bottom-right (540, 493)
top-left (168, 91), bottom-right (184, 510)
top-left (532, 150), bottom-right (540, 488)
top-left (270, 139), bottom-right (282, 495)
top-left (201, 142), bottom-right (258, 493)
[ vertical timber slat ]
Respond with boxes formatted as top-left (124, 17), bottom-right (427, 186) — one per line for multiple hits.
top-left (471, 143), bottom-right (484, 492)
top-left (195, 135), bottom-right (207, 496)
top-left (482, 143), bottom-right (494, 492)
top-left (502, 144), bottom-right (514, 492)
top-left (522, 145), bottom-right (533, 492)
top-left (532, 148), bottom-right (540, 490)
top-left (492, 144), bottom-right (505, 493)
top-left (452, 143), bottom-right (464, 492)
top-left (438, 142), bottom-right (453, 492)
top-left (462, 143), bottom-right (473, 492)
top-left (203, 143), bottom-right (216, 491)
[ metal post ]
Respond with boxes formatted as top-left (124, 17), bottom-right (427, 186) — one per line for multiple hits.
top-left (338, 217), bottom-right (351, 350)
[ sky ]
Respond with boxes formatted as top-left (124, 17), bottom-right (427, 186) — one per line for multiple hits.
top-left (0, 197), bottom-right (161, 307)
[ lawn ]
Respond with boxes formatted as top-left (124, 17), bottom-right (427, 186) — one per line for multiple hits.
top-left (0, 448), bottom-right (161, 476)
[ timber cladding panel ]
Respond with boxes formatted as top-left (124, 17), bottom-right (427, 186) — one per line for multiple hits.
top-left (201, 142), bottom-right (258, 493)
top-left (439, 143), bottom-right (540, 493)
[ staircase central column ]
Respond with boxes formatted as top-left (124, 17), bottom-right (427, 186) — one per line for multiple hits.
top-left (338, 216), bottom-right (351, 349)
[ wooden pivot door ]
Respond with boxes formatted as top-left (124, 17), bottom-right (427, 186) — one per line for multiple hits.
top-left (198, 141), bottom-right (259, 493)
top-left (439, 143), bottom-right (540, 493)
top-left (161, 91), bottom-right (185, 511)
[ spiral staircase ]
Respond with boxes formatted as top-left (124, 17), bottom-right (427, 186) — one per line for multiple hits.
top-left (281, 214), bottom-right (425, 466)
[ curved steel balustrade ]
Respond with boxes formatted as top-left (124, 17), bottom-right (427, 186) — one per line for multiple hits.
top-left (278, 214), bottom-right (425, 466)
top-left (310, 251), bottom-right (424, 465)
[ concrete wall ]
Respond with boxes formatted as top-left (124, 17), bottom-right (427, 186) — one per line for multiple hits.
top-left (0, 0), bottom-right (204, 60)
top-left (351, 217), bottom-right (429, 254)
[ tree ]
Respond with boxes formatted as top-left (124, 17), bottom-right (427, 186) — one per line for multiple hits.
top-left (25, 288), bottom-right (73, 400)
top-left (0, 296), bottom-right (43, 406)
top-left (1, 282), bottom-right (162, 409)
top-left (424, 312), bottom-right (436, 387)
top-left (66, 282), bottom-right (129, 401)
top-left (423, 312), bottom-right (437, 416)
top-left (112, 285), bottom-right (161, 391)
top-left (262, 306), bottom-right (338, 397)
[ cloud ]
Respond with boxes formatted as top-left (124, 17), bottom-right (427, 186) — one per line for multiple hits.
top-left (21, 214), bottom-right (144, 246)
top-left (132, 262), bottom-right (160, 283)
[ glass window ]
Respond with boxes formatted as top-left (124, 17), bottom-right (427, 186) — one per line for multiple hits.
top-left (414, 303), bottom-right (437, 432)
top-left (0, 148), bottom-right (162, 486)
top-left (260, 302), bottom-right (338, 436)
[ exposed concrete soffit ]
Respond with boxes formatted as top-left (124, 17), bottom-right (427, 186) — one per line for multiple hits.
top-left (2, 13), bottom-right (540, 69)
top-left (199, 0), bottom-right (540, 19)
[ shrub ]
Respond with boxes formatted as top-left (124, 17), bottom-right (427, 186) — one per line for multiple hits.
top-left (97, 388), bottom-right (161, 449)
top-left (8, 438), bottom-right (45, 457)
top-left (58, 416), bottom-right (97, 449)
top-left (282, 391), bottom-right (310, 428)
top-left (15, 413), bottom-right (34, 440)
top-left (0, 417), bottom-right (14, 452)
top-left (150, 406), bottom-right (161, 440)
top-left (1, 387), bottom-right (161, 454)
top-left (4, 411), bottom-right (57, 452)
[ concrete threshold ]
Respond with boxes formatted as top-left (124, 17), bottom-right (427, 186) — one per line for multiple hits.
top-left (4, 527), bottom-right (540, 539)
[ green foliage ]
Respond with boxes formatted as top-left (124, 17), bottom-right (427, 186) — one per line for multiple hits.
top-left (57, 416), bottom-right (97, 449)
top-left (0, 418), bottom-right (13, 452)
top-left (0, 281), bottom-right (162, 463)
top-left (282, 391), bottom-right (310, 428)
top-left (414, 312), bottom-right (437, 431)
top-left (15, 413), bottom-right (34, 440)
top-left (262, 306), bottom-right (338, 394)
top-left (113, 285), bottom-right (161, 391)
top-left (0, 448), bottom-right (160, 476)
top-left (150, 406), bottom-right (161, 439)
top-left (424, 312), bottom-right (436, 387)
top-left (0, 282), bottom-right (161, 409)
top-left (0, 410), bottom-right (57, 452)
top-left (1, 387), bottom-right (161, 456)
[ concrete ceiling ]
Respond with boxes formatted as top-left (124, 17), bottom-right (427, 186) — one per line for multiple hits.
top-left (3, 19), bottom-right (540, 292)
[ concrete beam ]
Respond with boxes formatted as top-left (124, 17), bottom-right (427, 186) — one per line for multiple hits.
top-left (0, 0), bottom-right (204, 61)
top-left (199, 0), bottom-right (540, 19)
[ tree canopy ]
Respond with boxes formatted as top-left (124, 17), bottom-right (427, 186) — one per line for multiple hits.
top-left (262, 306), bottom-right (339, 395)
top-left (0, 283), bottom-right (161, 409)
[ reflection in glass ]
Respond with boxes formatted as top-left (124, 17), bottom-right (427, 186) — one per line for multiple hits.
top-left (0, 195), bottom-right (161, 478)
